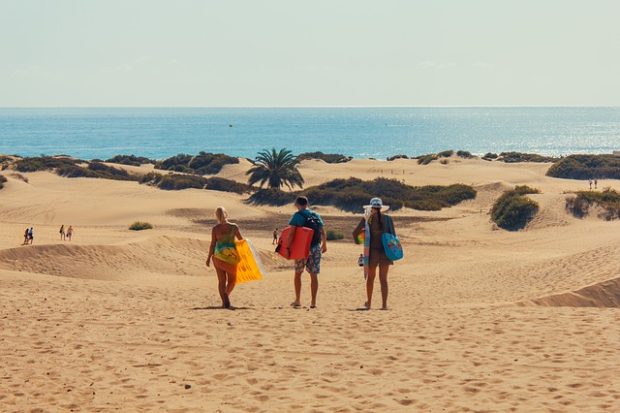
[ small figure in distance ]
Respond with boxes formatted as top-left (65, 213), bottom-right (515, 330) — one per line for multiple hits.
top-left (67, 225), bottom-right (74, 241)
top-left (272, 228), bottom-right (279, 245)
top-left (28, 227), bottom-right (34, 245)
top-left (594, 179), bottom-right (598, 190)
top-left (59, 225), bottom-right (66, 241)
top-left (22, 228), bottom-right (29, 245)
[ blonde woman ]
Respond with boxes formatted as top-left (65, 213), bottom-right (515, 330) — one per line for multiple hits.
top-left (206, 207), bottom-right (243, 309)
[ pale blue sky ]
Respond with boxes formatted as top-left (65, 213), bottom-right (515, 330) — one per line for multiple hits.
top-left (1, 0), bottom-right (619, 107)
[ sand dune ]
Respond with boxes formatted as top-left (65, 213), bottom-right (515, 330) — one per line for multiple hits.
top-left (1, 160), bottom-right (620, 412)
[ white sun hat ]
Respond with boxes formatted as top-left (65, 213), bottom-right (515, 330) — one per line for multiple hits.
top-left (364, 197), bottom-right (390, 212)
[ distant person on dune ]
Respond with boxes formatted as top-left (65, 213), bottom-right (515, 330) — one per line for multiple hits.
top-left (59, 225), bottom-right (66, 241)
top-left (272, 228), bottom-right (279, 245)
top-left (22, 228), bottom-right (29, 245)
top-left (27, 227), bottom-right (34, 245)
top-left (66, 226), bottom-right (74, 241)
top-left (285, 196), bottom-right (326, 309)
top-left (206, 207), bottom-right (243, 309)
top-left (353, 198), bottom-right (398, 310)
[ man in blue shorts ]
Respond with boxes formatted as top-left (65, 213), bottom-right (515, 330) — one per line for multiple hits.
top-left (285, 196), bottom-right (327, 309)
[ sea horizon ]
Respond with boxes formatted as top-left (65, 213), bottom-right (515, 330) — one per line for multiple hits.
top-left (1, 106), bottom-right (619, 160)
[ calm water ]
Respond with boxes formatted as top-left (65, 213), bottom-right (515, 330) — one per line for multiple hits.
top-left (0, 107), bottom-right (618, 160)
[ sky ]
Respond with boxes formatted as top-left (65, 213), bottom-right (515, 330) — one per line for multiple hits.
top-left (1, 0), bottom-right (619, 107)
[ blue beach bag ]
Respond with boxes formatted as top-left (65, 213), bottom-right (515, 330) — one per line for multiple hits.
top-left (381, 216), bottom-right (403, 261)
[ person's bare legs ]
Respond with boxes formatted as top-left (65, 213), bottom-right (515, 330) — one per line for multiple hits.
top-left (379, 264), bottom-right (389, 310)
top-left (215, 267), bottom-right (230, 308)
top-left (309, 273), bottom-right (318, 308)
top-left (292, 269), bottom-right (303, 307)
top-left (365, 264), bottom-right (378, 309)
top-left (226, 272), bottom-right (237, 296)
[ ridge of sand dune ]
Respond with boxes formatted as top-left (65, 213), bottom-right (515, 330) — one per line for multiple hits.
top-left (528, 275), bottom-right (620, 307)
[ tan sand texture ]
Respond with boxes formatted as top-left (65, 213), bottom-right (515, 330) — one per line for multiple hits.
top-left (1, 157), bottom-right (619, 412)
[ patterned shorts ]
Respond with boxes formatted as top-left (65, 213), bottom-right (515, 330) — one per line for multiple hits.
top-left (295, 244), bottom-right (322, 275)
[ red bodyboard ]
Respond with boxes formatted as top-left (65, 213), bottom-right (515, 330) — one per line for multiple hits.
top-left (278, 226), bottom-right (313, 260)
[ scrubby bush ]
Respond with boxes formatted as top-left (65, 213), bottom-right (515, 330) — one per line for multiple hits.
top-left (204, 177), bottom-right (251, 194)
top-left (57, 162), bottom-right (139, 181)
top-left (141, 172), bottom-right (249, 193)
top-left (326, 229), bottom-right (344, 241)
top-left (440, 159), bottom-right (449, 165)
top-left (498, 152), bottom-right (557, 163)
top-left (307, 178), bottom-right (477, 212)
top-left (491, 186), bottom-right (540, 231)
top-left (14, 156), bottom-right (80, 172)
top-left (297, 152), bottom-right (352, 164)
top-left (457, 150), bottom-right (474, 159)
top-left (566, 189), bottom-right (620, 220)
top-left (416, 154), bottom-right (438, 165)
top-left (0, 175), bottom-right (7, 190)
top-left (547, 154), bottom-right (620, 180)
top-left (247, 188), bottom-right (297, 206)
top-left (156, 152), bottom-right (239, 175)
top-left (482, 152), bottom-right (498, 161)
top-left (141, 172), bottom-right (208, 190)
top-left (438, 150), bottom-right (454, 158)
top-left (387, 155), bottom-right (409, 161)
top-left (106, 154), bottom-right (154, 166)
top-left (129, 221), bottom-right (153, 231)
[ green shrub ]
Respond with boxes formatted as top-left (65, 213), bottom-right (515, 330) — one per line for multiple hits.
top-left (142, 173), bottom-right (208, 190)
top-left (547, 154), bottom-right (620, 180)
top-left (498, 152), bottom-right (558, 163)
top-left (457, 150), bottom-right (474, 159)
top-left (141, 172), bottom-right (249, 193)
top-left (57, 162), bottom-right (139, 181)
top-left (491, 187), bottom-right (540, 231)
top-left (129, 221), bottom-right (153, 231)
top-left (326, 229), bottom-right (344, 241)
top-left (438, 150), bottom-right (454, 158)
top-left (387, 154), bottom-right (409, 161)
top-left (416, 154), bottom-right (438, 165)
top-left (297, 152), bottom-right (352, 164)
top-left (14, 156), bottom-right (80, 172)
top-left (156, 152), bottom-right (239, 175)
top-left (247, 178), bottom-right (477, 212)
top-left (247, 188), bottom-right (297, 206)
top-left (106, 155), bottom-right (154, 166)
top-left (204, 177), bottom-right (251, 194)
top-left (0, 175), bottom-right (7, 190)
top-left (566, 189), bottom-right (620, 220)
top-left (482, 152), bottom-right (498, 161)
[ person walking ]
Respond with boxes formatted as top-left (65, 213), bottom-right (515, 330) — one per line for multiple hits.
top-left (206, 207), bottom-right (243, 309)
top-left (353, 198), bottom-right (397, 310)
top-left (284, 196), bottom-right (326, 309)
top-left (22, 228), bottom-right (29, 245)
top-left (59, 225), bottom-right (66, 241)
top-left (272, 228), bottom-right (279, 245)
top-left (66, 226), bottom-right (74, 241)
top-left (27, 227), bottom-right (34, 245)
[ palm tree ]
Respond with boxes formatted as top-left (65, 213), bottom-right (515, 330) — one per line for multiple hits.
top-left (247, 148), bottom-right (304, 190)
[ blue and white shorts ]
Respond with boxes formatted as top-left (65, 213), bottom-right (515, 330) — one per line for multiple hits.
top-left (295, 244), bottom-right (322, 275)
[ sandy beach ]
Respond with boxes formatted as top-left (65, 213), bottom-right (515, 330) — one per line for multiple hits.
top-left (1, 158), bottom-right (619, 412)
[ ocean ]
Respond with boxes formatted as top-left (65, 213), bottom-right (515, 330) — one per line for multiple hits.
top-left (0, 107), bottom-right (618, 160)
